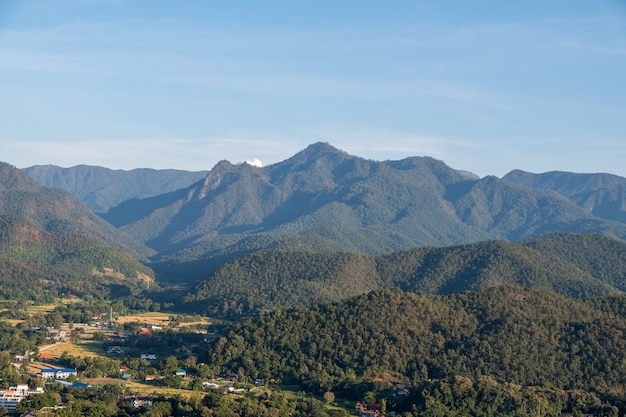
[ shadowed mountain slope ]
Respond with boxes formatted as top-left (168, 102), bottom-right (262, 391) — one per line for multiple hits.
top-left (0, 162), bottom-right (154, 259)
top-left (24, 164), bottom-right (208, 214)
top-left (0, 214), bottom-right (154, 301)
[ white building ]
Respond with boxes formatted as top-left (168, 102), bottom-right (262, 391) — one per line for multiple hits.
top-left (0, 385), bottom-right (44, 412)
top-left (41, 368), bottom-right (77, 379)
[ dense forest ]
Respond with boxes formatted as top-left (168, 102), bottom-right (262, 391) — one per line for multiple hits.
top-left (183, 232), bottom-right (626, 317)
top-left (206, 286), bottom-right (626, 416)
top-left (0, 215), bottom-right (154, 301)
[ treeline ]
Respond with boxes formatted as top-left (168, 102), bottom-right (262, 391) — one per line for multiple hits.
top-left (183, 232), bottom-right (626, 317)
top-left (206, 287), bottom-right (626, 415)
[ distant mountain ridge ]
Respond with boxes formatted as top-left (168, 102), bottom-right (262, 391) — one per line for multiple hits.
top-left (24, 164), bottom-right (208, 213)
top-left (91, 143), bottom-right (626, 281)
top-left (503, 169), bottom-right (626, 223)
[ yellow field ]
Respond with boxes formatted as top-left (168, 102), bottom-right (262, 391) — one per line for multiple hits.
top-left (125, 381), bottom-right (199, 398)
top-left (115, 312), bottom-right (212, 328)
top-left (83, 378), bottom-right (199, 399)
top-left (42, 340), bottom-right (105, 358)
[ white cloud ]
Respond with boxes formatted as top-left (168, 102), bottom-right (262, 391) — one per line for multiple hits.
top-left (243, 158), bottom-right (263, 167)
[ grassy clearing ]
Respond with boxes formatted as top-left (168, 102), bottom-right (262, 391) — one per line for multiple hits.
top-left (83, 378), bottom-right (200, 399)
top-left (43, 340), bottom-right (105, 358)
top-left (116, 312), bottom-right (212, 328)
top-left (125, 381), bottom-right (200, 398)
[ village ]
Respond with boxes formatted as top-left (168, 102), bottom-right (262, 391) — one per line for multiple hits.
top-left (1, 308), bottom-right (256, 415)
top-left (1, 302), bottom-right (396, 416)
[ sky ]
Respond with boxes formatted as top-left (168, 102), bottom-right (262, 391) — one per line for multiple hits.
top-left (1, 0), bottom-right (625, 178)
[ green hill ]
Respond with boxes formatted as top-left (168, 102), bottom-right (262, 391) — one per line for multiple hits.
top-left (207, 287), bottom-right (626, 415)
top-left (183, 233), bottom-right (625, 317)
top-left (0, 162), bottom-right (153, 259)
top-left (0, 215), bottom-right (154, 301)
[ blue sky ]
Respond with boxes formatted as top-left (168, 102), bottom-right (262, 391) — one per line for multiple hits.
top-left (1, 0), bottom-right (625, 177)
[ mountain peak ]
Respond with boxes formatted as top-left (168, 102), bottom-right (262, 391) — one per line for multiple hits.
top-left (276, 142), bottom-right (352, 170)
top-left (301, 142), bottom-right (347, 158)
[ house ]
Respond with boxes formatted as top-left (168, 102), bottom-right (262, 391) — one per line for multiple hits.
top-left (107, 335), bottom-right (128, 343)
top-left (41, 368), bottom-right (77, 379)
top-left (139, 328), bottom-right (153, 337)
top-left (175, 369), bottom-right (187, 377)
top-left (122, 373), bottom-right (132, 380)
top-left (128, 396), bottom-right (153, 407)
top-left (119, 365), bottom-right (130, 373)
top-left (14, 353), bottom-right (30, 361)
top-left (144, 375), bottom-right (155, 381)
top-left (0, 385), bottom-right (43, 412)
top-left (38, 352), bottom-right (53, 361)
top-left (141, 353), bottom-right (156, 360)
top-left (46, 328), bottom-right (67, 342)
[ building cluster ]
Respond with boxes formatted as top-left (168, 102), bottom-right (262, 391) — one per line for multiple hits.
top-left (0, 385), bottom-right (44, 413)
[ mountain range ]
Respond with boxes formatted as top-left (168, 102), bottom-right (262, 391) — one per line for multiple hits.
top-left (95, 143), bottom-right (626, 280)
top-left (17, 142), bottom-right (626, 285)
top-left (5, 143), bottom-right (626, 300)
top-left (24, 164), bottom-right (208, 214)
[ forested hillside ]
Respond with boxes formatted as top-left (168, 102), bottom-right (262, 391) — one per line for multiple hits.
top-left (207, 287), bottom-right (626, 416)
top-left (0, 215), bottom-right (154, 301)
top-left (0, 162), bottom-right (153, 258)
top-left (183, 233), bottom-right (625, 317)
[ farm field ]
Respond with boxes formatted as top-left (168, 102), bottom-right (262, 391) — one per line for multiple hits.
top-left (115, 311), bottom-right (212, 328)
top-left (42, 340), bottom-right (105, 358)
top-left (82, 377), bottom-right (203, 399)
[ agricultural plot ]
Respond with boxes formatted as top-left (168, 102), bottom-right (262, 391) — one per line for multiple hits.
top-left (116, 312), bottom-right (212, 328)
